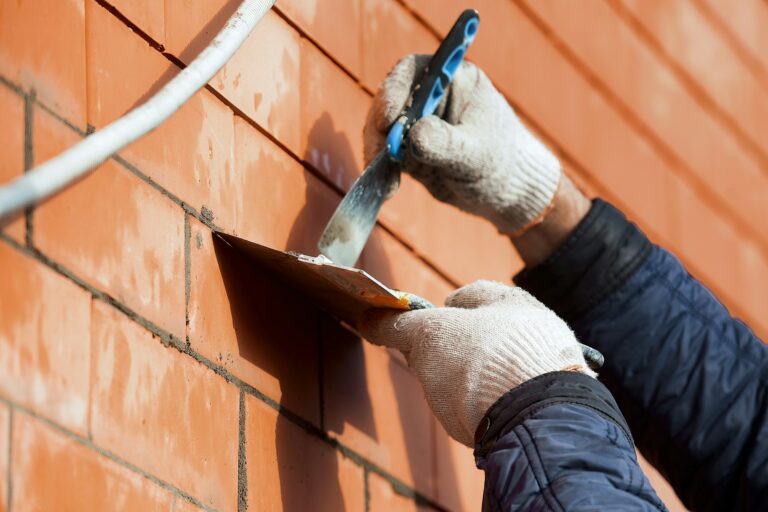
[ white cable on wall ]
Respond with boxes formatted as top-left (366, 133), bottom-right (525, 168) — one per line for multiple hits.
top-left (0, 0), bottom-right (276, 227)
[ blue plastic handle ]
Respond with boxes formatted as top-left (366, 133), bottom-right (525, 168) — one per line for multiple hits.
top-left (386, 10), bottom-right (480, 162)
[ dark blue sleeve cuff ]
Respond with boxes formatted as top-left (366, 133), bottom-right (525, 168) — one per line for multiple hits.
top-left (473, 371), bottom-right (632, 459)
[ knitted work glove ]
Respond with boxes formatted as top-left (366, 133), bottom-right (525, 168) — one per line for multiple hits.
top-left (364, 54), bottom-right (562, 235)
top-left (358, 280), bottom-right (596, 447)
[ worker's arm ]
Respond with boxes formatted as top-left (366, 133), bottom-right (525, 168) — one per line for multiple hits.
top-left (367, 55), bottom-right (768, 510)
top-left (514, 198), bottom-right (768, 512)
top-left (475, 374), bottom-right (665, 511)
top-left (358, 282), bottom-right (666, 510)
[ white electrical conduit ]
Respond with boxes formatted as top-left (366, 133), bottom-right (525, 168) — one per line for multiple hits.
top-left (0, 0), bottom-right (276, 227)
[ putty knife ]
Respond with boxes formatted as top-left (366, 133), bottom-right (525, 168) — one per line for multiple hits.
top-left (318, 9), bottom-right (481, 267)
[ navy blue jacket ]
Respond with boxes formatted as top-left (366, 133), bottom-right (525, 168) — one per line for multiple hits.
top-left (474, 200), bottom-right (768, 511)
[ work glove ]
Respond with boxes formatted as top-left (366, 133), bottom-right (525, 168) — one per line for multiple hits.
top-left (358, 280), bottom-right (596, 447)
top-left (364, 54), bottom-right (561, 235)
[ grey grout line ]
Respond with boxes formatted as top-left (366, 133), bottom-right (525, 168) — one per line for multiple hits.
top-left (23, 89), bottom-right (35, 249)
top-left (110, 153), bottom-right (186, 213)
top-left (37, 99), bottom-right (87, 137)
top-left (6, 406), bottom-right (12, 512)
top-left (94, 0), bottom-right (165, 53)
top-left (0, 75), bottom-right (23, 96)
top-left (0, 399), bottom-right (215, 512)
top-left (0, 233), bottom-right (177, 348)
top-left (237, 390), bottom-right (247, 512)
top-left (0, 232), bottom-right (444, 511)
top-left (184, 214), bottom-right (191, 345)
top-left (363, 466), bottom-right (371, 512)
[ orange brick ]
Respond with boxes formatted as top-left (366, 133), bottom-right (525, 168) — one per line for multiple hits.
top-left (33, 107), bottom-right (186, 338)
top-left (300, 40), bottom-right (369, 191)
top-left (230, 117), bottom-right (336, 253)
top-left (0, 243), bottom-right (91, 434)
top-left (735, 241), bottom-right (768, 339)
top-left (663, 176), bottom-right (768, 333)
top-left (245, 395), bottom-right (365, 511)
top-left (368, 471), bottom-right (429, 512)
top-left (380, 175), bottom-right (522, 286)
top-left (617, 0), bottom-right (768, 162)
top-left (279, 0), bottom-right (362, 77)
top-left (108, 0), bottom-right (165, 44)
top-left (124, 91), bottom-right (237, 230)
top-left (400, 0), bottom-right (458, 35)
top-left (0, 84), bottom-right (25, 241)
top-left (187, 216), bottom-right (322, 425)
top-left (673, 181), bottom-right (740, 290)
top-left (361, 228), bottom-right (453, 306)
top-left (322, 320), bottom-right (435, 496)
top-left (89, 301), bottom-right (239, 511)
top-left (0, 402), bottom-right (8, 507)
top-left (165, 5), bottom-right (302, 153)
top-left (31, 105), bottom-right (82, 169)
top-left (86, 2), bottom-right (240, 229)
top-left (527, 0), bottom-right (768, 246)
top-left (164, 0), bottom-right (236, 61)
top-left (360, 0), bottom-right (437, 91)
top-left (11, 412), bottom-right (173, 511)
top-left (214, 11), bottom-right (301, 153)
top-left (0, 0), bottom-right (86, 127)
top-left (698, 0), bottom-right (768, 78)
top-left (432, 419), bottom-right (484, 511)
top-left (86, 0), bottom-right (178, 128)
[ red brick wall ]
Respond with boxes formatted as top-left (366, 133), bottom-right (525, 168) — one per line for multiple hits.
top-left (1, 0), bottom-right (767, 510)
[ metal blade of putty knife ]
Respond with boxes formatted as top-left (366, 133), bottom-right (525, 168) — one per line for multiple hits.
top-left (317, 149), bottom-right (397, 267)
top-left (318, 9), bottom-right (481, 267)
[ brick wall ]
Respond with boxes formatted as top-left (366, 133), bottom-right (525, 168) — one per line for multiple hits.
top-left (1, 0), bottom-right (767, 510)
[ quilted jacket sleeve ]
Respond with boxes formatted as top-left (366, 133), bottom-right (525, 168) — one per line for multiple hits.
top-left (515, 199), bottom-right (768, 512)
top-left (474, 371), bottom-right (667, 511)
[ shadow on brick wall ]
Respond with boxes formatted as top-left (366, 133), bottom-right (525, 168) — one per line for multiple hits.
top-left (214, 231), bottom-right (351, 509)
top-left (304, 115), bottom-right (465, 506)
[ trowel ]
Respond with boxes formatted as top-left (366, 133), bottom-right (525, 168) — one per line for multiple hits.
top-left (217, 9), bottom-right (604, 369)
